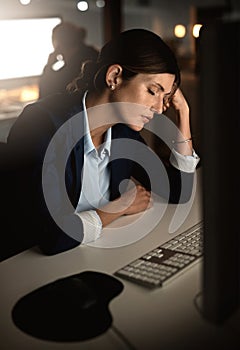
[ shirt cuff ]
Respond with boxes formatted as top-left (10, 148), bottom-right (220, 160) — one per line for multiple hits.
top-left (170, 148), bottom-right (200, 173)
top-left (75, 210), bottom-right (102, 244)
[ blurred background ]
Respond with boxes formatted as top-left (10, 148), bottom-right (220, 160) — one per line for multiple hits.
top-left (0, 0), bottom-right (238, 153)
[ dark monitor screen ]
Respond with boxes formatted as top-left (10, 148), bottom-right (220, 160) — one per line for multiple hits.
top-left (199, 18), bottom-right (240, 323)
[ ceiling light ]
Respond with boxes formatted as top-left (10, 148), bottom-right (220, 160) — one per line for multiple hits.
top-left (174, 24), bottom-right (186, 38)
top-left (77, 1), bottom-right (89, 12)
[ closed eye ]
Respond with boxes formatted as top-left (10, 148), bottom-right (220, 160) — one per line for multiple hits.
top-left (148, 89), bottom-right (155, 96)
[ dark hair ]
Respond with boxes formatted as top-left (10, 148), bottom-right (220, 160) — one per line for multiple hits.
top-left (67, 28), bottom-right (180, 93)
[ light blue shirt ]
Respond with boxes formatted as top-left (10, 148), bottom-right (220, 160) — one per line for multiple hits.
top-left (75, 106), bottom-right (111, 212)
top-left (75, 91), bottom-right (111, 243)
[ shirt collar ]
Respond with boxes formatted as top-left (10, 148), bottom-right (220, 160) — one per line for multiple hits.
top-left (82, 91), bottom-right (111, 156)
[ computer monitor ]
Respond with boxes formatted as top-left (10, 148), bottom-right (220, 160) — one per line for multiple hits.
top-left (0, 17), bottom-right (61, 82)
top-left (199, 17), bottom-right (240, 323)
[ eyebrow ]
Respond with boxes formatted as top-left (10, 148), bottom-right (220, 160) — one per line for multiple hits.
top-left (152, 82), bottom-right (172, 95)
top-left (151, 82), bottom-right (164, 91)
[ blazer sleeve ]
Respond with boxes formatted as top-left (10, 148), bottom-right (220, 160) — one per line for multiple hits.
top-left (110, 124), bottom-right (194, 204)
top-left (130, 133), bottom-right (194, 204)
top-left (7, 101), bottom-right (83, 255)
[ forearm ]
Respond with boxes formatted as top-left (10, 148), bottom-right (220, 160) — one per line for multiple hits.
top-left (97, 185), bottom-right (152, 227)
top-left (168, 88), bottom-right (193, 156)
top-left (173, 105), bottom-right (193, 156)
top-left (96, 198), bottom-right (128, 227)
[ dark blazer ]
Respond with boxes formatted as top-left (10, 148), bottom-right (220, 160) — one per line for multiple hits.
top-left (6, 90), bottom-right (193, 256)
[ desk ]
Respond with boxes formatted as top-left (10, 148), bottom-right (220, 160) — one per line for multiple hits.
top-left (0, 168), bottom-right (239, 350)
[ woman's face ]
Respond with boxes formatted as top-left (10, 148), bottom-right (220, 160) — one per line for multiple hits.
top-left (109, 72), bottom-right (176, 131)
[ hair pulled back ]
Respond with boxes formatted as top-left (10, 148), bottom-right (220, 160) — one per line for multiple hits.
top-left (67, 28), bottom-right (180, 93)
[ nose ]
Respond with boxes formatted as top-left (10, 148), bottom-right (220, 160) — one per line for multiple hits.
top-left (151, 98), bottom-right (163, 115)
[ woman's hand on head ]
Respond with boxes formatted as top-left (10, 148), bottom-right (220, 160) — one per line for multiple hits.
top-left (163, 87), bottom-right (189, 114)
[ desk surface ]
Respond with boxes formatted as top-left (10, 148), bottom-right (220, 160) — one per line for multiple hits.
top-left (0, 168), bottom-right (239, 350)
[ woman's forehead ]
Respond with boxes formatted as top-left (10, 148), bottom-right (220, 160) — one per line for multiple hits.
top-left (135, 73), bottom-right (175, 88)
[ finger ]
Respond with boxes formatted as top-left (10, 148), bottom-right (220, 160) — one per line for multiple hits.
top-left (163, 102), bottom-right (170, 112)
top-left (147, 197), bottom-right (153, 209)
top-left (136, 185), bottom-right (147, 193)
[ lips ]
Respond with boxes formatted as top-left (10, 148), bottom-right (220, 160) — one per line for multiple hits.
top-left (141, 115), bottom-right (153, 123)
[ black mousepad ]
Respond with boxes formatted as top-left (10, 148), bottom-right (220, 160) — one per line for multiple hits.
top-left (12, 271), bottom-right (124, 342)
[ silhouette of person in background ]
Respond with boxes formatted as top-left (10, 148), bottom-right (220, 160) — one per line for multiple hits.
top-left (38, 21), bottom-right (99, 99)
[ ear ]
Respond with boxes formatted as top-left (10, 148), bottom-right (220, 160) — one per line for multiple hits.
top-left (105, 64), bottom-right (123, 90)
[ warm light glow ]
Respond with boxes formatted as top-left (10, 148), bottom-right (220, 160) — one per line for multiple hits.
top-left (0, 18), bottom-right (61, 80)
top-left (20, 85), bottom-right (39, 102)
top-left (19, 0), bottom-right (31, 5)
top-left (77, 1), bottom-right (89, 11)
top-left (174, 24), bottom-right (186, 38)
top-left (96, 0), bottom-right (105, 7)
top-left (193, 24), bottom-right (203, 38)
top-left (0, 84), bottom-right (39, 105)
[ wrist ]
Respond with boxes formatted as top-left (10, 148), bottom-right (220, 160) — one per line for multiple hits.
top-left (96, 199), bottom-right (127, 227)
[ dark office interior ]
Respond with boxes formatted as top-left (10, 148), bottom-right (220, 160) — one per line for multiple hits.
top-left (0, 0), bottom-right (240, 349)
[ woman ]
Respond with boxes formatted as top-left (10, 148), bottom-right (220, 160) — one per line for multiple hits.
top-left (7, 29), bottom-right (199, 255)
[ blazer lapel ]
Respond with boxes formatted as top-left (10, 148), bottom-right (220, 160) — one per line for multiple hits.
top-left (109, 125), bottom-right (135, 201)
top-left (72, 138), bottom-right (84, 206)
top-left (65, 106), bottom-right (85, 208)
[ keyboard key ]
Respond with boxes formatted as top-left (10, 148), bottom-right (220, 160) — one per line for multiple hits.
top-left (114, 222), bottom-right (203, 289)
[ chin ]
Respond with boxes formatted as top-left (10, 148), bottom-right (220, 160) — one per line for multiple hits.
top-left (127, 123), bottom-right (144, 132)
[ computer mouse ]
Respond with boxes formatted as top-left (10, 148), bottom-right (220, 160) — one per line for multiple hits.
top-left (12, 271), bottom-right (124, 342)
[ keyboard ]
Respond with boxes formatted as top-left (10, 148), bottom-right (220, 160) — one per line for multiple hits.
top-left (114, 221), bottom-right (203, 289)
